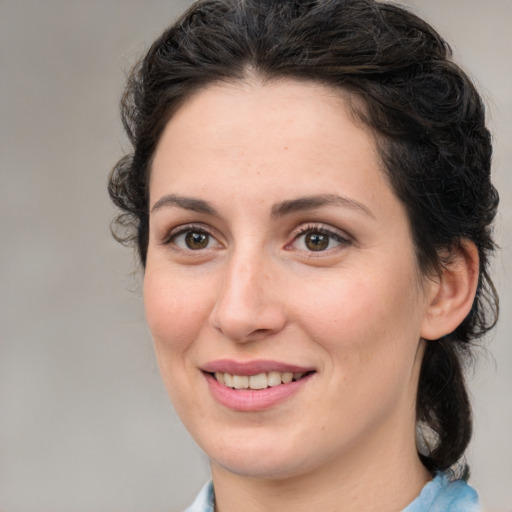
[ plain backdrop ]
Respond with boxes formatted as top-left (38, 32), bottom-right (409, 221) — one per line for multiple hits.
top-left (1, 1), bottom-right (511, 511)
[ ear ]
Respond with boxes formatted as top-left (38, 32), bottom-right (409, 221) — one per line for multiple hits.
top-left (421, 240), bottom-right (479, 341)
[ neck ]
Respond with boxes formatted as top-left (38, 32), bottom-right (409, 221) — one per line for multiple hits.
top-left (210, 422), bottom-right (431, 512)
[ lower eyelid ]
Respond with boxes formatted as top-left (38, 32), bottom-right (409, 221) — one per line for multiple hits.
top-left (160, 223), bottom-right (349, 252)
top-left (168, 226), bottom-right (227, 254)
top-left (296, 223), bottom-right (355, 252)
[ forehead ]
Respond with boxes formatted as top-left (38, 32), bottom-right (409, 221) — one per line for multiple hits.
top-left (149, 79), bottom-right (386, 203)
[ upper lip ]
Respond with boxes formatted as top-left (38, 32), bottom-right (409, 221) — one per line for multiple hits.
top-left (201, 359), bottom-right (315, 376)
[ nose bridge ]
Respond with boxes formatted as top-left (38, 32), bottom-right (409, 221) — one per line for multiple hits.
top-left (210, 244), bottom-right (285, 342)
top-left (227, 248), bottom-right (263, 298)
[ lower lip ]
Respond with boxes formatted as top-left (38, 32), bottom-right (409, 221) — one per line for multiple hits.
top-left (204, 372), bottom-right (314, 412)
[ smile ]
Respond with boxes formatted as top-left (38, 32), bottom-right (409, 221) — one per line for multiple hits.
top-left (201, 360), bottom-right (316, 411)
top-left (212, 371), bottom-right (309, 390)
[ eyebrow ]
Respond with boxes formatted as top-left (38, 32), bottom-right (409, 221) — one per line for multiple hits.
top-left (150, 194), bottom-right (218, 215)
top-left (271, 194), bottom-right (375, 219)
top-left (150, 192), bottom-right (374, 219)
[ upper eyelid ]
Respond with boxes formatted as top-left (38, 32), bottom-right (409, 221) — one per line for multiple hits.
top-left (290, 222), bottom-right (351, 241)
top-left (161, 223), bottom-right (216, 245)
top-left (282, 224), bottom-right (352, 257)
top-left (158, 221), bottom-right (351, 247)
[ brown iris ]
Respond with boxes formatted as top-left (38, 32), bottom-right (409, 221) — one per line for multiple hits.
top-left (305, 232), bottom-right (329, 251)
top-left (185, 231), bottom-right (209, 250)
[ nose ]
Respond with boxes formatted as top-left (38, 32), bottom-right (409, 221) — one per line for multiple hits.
top-left (209, 253), bottom-right (287, 343)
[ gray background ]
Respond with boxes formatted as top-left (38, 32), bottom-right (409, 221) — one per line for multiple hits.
top-left (1, 1), bottom-right (511, 511)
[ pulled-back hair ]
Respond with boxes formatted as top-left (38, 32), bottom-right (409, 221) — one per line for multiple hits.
top-left (109, 0), bottom-right (499, 476)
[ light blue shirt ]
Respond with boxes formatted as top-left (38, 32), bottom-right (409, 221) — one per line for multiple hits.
top-left (183, 473), bottom-right (480, 512)
top-left (403, 473), bottom-right (479, 512)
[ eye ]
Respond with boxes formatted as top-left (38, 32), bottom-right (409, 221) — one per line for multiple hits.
top-left (290, 226), bottom-right (350, 253)
top-left (166, 226), bottom-right (222, 251)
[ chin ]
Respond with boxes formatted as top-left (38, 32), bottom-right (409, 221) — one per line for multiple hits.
top-left (212, 450), bottom-right (309, 480)
top-left (196, 424), bottom-right (320, 480)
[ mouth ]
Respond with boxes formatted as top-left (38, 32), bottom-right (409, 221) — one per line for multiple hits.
top-left (201, 360), bottom-right (316, 411)
top-left (207, 370), bottom-right (314, 390)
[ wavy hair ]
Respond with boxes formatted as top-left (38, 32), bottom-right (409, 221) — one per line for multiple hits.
top-left (109, 0), bottom-right (499, 476)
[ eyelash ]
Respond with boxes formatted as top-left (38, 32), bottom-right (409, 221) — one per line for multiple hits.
top-left (161, 223), bottom-right (351, 254)
top-left (162, 224), bottom-right (220, 251)
top-left (287, 224), bottom-right (351, 253)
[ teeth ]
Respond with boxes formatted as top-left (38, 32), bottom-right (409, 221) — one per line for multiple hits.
top-left (233, 375), bottom-right (249, 389)
top-left (267, 371), bottom-right (282, 387)
top-left (249, 373), bottom-right (268, 389)
top-left (213, 370), bottom-right (308, 389)
top-left (223, 373), bottom-right (234, 387)
top-left (281, 372), bottom-right (293, 384)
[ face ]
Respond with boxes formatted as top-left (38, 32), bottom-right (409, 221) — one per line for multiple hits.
top-left (144, 80), bottom-right (431, 480)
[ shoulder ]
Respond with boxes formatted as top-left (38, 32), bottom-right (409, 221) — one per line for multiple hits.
top-left (403, 472), bottom-right (480, 512)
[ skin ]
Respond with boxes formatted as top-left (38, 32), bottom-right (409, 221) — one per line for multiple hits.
top-left (143, 79), bottom-right (475, 511)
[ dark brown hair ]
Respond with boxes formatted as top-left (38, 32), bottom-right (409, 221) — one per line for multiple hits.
top-left (109, 0), bottom-right (499, 476)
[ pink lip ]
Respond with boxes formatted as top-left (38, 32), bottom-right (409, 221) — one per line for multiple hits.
top-left (201, 360), bottom-right (316, 412)
top-left (201, 359), bottom-right (314, 375)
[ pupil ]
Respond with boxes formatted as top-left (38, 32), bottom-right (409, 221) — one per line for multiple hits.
top-left (306, 232), bottom-right (329, 251)
top-left (185, 231), bottom-right (208, 249)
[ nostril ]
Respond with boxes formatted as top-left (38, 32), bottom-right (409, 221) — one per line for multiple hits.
top-left (253, 328), bottom-right (274, 335)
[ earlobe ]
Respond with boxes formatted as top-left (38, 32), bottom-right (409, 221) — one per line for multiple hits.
top-left (420, 240), bottom-right (480, 341)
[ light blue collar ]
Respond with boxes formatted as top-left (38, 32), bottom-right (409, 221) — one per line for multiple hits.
top-left (403, 472), bottom-right (479, 512)
top-left (184, 472), bottom-right (480, 512)
top-left (183, 480), bottom-right (215, 512)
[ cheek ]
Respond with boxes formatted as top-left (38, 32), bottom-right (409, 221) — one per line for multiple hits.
top-left (143, 268), bottom-right (213, 414)
top-left (143, 268), bottom-right (211, 352)
top-left (292, 272), bottom-right (424, 437)
top-left (292, 264), bottom-right (424, 371)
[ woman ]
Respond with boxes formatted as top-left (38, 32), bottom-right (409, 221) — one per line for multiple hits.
top-left (109, 0), bottom-right (499, 510)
